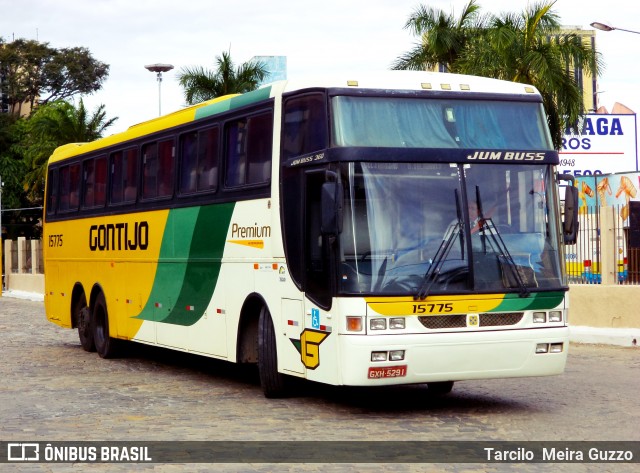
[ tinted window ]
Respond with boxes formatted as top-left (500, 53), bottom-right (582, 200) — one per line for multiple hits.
top-left (58, 163), bottom-right (81, 212)
top-left (180, 127), bottom-right (218, 194)
top-left (225, 112), bottom-right (273, 187)
top-left (111, 148), bottom-right (139, 204)
top-left (283, 94), bottom-right (327, 160)
top-left (142, 139), bottom-right (174, 199)
top-left (82, 156), bottom-right (107, 208)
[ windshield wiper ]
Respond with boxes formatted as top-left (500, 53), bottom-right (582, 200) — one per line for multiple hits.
top-left (415, 190), bottom-right (464, 301)
top-left (474, 187), bottom-right (530, 297)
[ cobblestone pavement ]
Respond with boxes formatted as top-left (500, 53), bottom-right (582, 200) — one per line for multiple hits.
top-left (1, 296), bottom-right (638, 473)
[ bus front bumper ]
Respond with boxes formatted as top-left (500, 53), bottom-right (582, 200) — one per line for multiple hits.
top-left (337, 327), bottom-right (569, 386)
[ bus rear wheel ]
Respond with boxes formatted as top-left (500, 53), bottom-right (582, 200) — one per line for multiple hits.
top-left (92, 292), bottom-right (119, 359)
top-left (258, 306), bottom-right (287, 398)
top-left (74, 293), bottom-right (95, 352)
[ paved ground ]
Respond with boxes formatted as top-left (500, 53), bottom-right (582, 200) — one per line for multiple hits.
top-left (1, 296), bottom-right (638, 472)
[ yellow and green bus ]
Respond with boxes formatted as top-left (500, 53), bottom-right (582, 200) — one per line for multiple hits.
top-left (44, 71), bottom-right (578, 397)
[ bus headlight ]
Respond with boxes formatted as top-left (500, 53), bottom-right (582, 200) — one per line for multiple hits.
top-left (389, 318), bottom-right (406, 330)
top-left (389, 350), bottom-right (405, 361)
top-left (533, 312), bottom-right (546, 323)
top-left (371, 351), bottom-right (387, 362)
top-left (550, 343), bottom-right (564, 353)
top-left (536, 343), bottom-right (549, 354)
top-left (370, 318), bottom-right (387, 330)
top-left (549, 311), bottom-right (563, 322)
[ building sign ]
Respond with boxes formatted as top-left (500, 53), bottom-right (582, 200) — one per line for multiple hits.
top-left (558, 114), bottom-right (638, 177)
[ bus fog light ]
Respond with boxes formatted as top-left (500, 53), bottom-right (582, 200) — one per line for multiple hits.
top-left (550, 343), bottom-right (564, 353)
top-left (389, 318), bottom-right (405, 329)
top-left (389, 350), bottom-right (405, 361)
top-left (549, 311), bottom-right (562, 322)
top-left (533, 312), bottom-right (546, 323)
top-left (347, 316), bottom-right (363, 332)
top-left (370, 318), bottom-right (387, 330)
top-left (536, 343), bottom-right (549, 354)
top-left (371, 351), bottom-right (387, 362)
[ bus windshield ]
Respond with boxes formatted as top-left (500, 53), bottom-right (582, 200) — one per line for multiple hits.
top-left (331, 96), bottom-right (553, 149)
top-left (339, 161), bottom-right (564, 296)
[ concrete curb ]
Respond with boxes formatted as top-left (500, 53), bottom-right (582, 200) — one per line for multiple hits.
top-left (1, 290), bottom-right (44, 302)
top-left (569, 325), bottom-right (639, 347)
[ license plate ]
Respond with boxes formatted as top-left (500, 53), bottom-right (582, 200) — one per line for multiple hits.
top-left (368, 365), bottom-right (407, 379)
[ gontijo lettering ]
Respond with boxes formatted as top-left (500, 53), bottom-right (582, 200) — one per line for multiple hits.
top-left (89, 221), bottom-right (149, 251)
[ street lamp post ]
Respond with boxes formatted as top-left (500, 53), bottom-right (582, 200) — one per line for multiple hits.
top-left (144, 63), bottom-right (174, 116)
top-left (591, 22), bottom-right (640, 35)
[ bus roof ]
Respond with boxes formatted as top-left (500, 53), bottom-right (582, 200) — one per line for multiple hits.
top-left (47, 71), bottom-right (541, 164)
top-left (275, 70), bottom-right (541, 97)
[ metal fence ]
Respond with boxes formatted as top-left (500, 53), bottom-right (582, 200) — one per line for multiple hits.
top-left (565, 205), bottom-right (640, 285)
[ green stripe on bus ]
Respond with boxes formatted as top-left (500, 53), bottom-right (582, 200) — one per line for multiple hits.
top-left (134, 202), bottom-right (235, 325)
top-left (195, 87), bottom-right (272, 120)
top-left (493, 291), bottom-right (564, 312)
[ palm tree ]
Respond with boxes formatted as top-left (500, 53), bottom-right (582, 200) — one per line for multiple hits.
top-left (393, 1), bottom-right (601, 149)
top-left (391, 0), bottom-right (485, 72)
top-left (458, 1), bottom-right (600, 147)
top-left (178, 51), bottom-right (268, 105)
top-left (22, 98), bottom-right (117, 201)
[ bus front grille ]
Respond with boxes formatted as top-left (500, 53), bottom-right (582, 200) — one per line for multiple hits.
top-left (418, 312), bottom-right (524, 329)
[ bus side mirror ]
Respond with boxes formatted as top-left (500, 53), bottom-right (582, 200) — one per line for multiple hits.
top-left (558, 175), bottom-right (579, 245)
top-left (321, 177), bottom-right (343, 236)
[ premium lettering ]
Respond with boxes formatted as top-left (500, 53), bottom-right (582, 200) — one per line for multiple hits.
top-left (89, 221), bottom-right (149, 251)
top-left (231, 223), bottom-right (271, 239)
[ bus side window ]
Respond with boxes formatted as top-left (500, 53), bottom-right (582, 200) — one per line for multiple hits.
top-left (180, 132), bottom-right (198, 194)
top-left (110, 148), bottom-right (138, 204)
top-left (68, 163), bottom-right (81, 210)
top-left (180, 128), bottom-right (218, 195)
top-left (58, 163), bottom-right (80, 212)
top-left (142, 142), bottom-right (158, 199)
top-left (94, 156), bottom-right (107, 206)
top-left (225, 120), bottom-right (247, 187)
top-left (282, 94), bottom-right (327, 160)
top-left (225, 111), bottom-right (272, 187)
top-left (46, 168), bottom-right (58, 215)
top-left (82, 159), bottom-right (96, 208)
top-left (157, 139), bottom-right (175, 197)
top-left (197, 127), bottom-right (218, 192)
top-left (82, 156), bottom-right (107, 209)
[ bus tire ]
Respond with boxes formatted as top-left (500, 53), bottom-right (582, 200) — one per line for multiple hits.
top-left (92, 292), bottom-right (118, 359)
top-left (75, 293), bottom-right (95, 352)
top-left (427, 381), bottom-right (454, 395)
top-left (258, 306), bottom-right (287, 398)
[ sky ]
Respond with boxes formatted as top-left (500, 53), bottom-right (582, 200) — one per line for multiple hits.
top-left (3, 0), bottom-right (640, 134)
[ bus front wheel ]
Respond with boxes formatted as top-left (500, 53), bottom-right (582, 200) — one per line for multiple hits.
top-left (258, 306), bottom-right (287, 398)
top-left (92, 292), bottom-right (118, 359)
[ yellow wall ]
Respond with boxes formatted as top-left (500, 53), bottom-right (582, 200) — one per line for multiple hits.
top-left (569, 284), bottom-right (640, 328)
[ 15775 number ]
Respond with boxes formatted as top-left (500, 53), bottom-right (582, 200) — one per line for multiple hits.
top-left (48, 234), bottom-right (63, 247)
top-left (412, 303), bottom-right (453, 314)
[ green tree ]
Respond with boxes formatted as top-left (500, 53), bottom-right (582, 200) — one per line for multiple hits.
top-left (0, 114), bottom-right (29, 211)
top-left (391, 0), bottom-right (485, 72)
top-left (0, 38), bottom-right (109, 115)
top-left (21, 99), bottom-right (117, 201)
top-left (393, 1), bottom-right (601, 148)
top-left (177, 50), bottom-right (268, 105)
